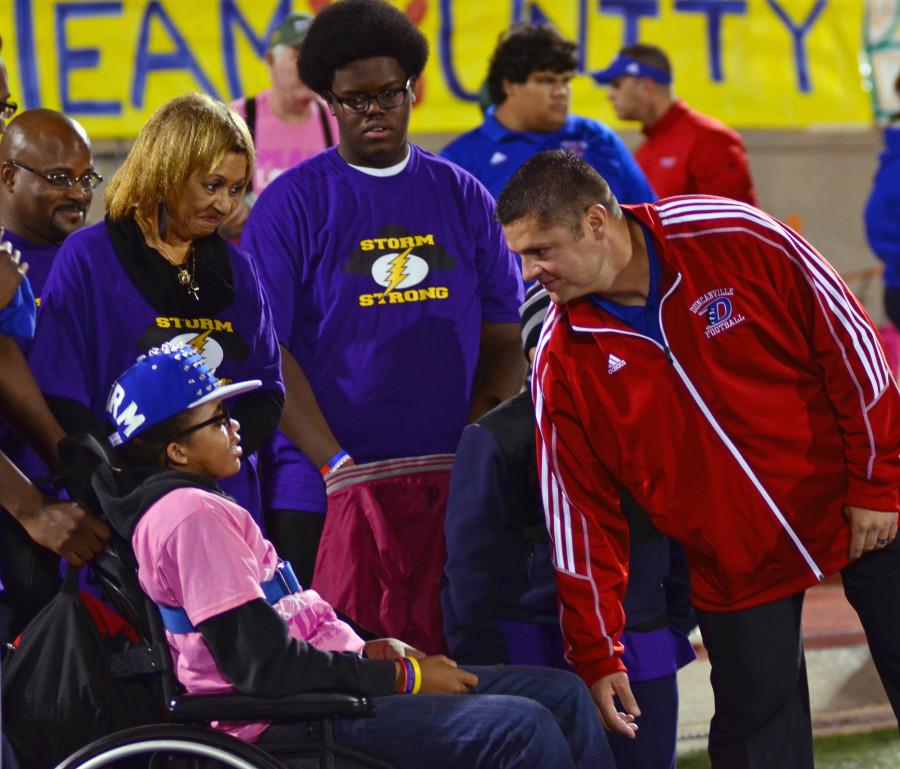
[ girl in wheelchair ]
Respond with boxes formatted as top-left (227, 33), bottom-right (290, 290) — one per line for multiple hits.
top-left (94, 344), bottom-right (614, 769)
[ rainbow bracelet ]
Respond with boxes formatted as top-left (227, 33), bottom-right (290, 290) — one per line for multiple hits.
top-left (320, 449), bottom-right (351, 476)
top-left (402, 658), bottom-right (416, 695)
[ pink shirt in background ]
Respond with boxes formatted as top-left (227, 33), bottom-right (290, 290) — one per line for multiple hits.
top-left (132, 487), bottom-right (365, 741)
top-left (232, 88), bottom-right (338, 194)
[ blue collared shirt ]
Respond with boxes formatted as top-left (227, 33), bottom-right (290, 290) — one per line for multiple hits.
top-left (441, 107), bottom-right (657, 204)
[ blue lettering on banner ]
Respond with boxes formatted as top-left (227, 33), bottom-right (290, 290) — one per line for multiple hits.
top-left (132, 0), bottom-right (222, 108)
top-left (599, 0), bottom-right (660, 48)
top-left (220, 0), bottom-right (289, 99)
top-left (13, 0), bottom-right (40, 108)
top-left (766, 0), bottom-right (826, 93)
top-left (521, 0), bottom-right (589, 71)
top-left (56, 2), bottom-right (124, 115)
top-left (438, 0), bottom-right (496, 101)
top-left (674, 0), bottom-right (747, 82)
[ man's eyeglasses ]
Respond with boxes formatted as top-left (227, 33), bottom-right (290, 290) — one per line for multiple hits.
top-left (329, 79), bottom-right (412, 115)
top-left (0, 101), bottom-right (17, 120)
top-left (10, 159), bottom-right (103, 190)
top-left (173, 405), bottom-right (232, 440)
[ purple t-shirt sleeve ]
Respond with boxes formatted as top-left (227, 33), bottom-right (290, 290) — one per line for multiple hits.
top-left (230, 244), bottom-right (285, 396)
top-left (464, 174), bottom-right (523, 323)
top-left (29, 234), bottom-right (97, 405)
top-left (240, 192), bottom-right (300, 348)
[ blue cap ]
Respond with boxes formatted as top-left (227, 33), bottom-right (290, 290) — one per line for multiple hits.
top-left (106, 343), bottom-right (261, 447)
top-left (591, 53), bottom-right (672, 86)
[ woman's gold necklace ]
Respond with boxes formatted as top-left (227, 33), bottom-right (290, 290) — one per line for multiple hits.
top-left (157, 243), bottom-right (199, 301)
top-left (138, 215), bottom-right (200, 301)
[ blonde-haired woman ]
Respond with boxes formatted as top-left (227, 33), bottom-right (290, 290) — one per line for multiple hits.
top-left (28, 93), bottom-right (283, 520)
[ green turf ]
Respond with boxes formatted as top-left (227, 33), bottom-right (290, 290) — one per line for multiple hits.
top-left (677, 730), bottom-right (899, 769)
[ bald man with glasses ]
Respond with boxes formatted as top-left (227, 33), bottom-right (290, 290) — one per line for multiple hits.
top-left (0, 109), bottom-right (100, 277)
top-left (0, 110), bottom-right (108, 645)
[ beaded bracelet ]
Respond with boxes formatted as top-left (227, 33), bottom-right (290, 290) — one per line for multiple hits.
top-left (320, 449), bottom-right (351, 476)
top-left (408, 656), bottom-right (422, 695)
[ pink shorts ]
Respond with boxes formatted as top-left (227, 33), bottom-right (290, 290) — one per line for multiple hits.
top-left (311, 455), bottom-right (453, 654)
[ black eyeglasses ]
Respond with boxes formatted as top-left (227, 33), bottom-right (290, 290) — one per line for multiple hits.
top-left (10, 159), bottom-right (103, 190)
top-left (173, 405), bottom-right (232, 440)
top-left (328, 79), bottom-right (412, 114)
top-left (0, 101), bottom-right (17, 120)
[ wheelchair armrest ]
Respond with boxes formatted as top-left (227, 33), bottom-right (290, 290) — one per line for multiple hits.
top-left (167, 691), bottom-right (376, 723)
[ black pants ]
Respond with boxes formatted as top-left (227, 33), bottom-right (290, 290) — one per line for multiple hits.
top-left (263, 508), bottom-right (325, 589)
top-left (841, 535), bottom-right (900, 720)
top-left (697, 537), bottom-right (900, 769)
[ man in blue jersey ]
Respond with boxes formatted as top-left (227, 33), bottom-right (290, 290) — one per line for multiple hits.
top-left (441, 23), bottom-right (655, 206)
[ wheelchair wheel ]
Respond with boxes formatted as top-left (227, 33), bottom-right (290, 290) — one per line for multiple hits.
top-left (54, 724), bottom-right (289, 769)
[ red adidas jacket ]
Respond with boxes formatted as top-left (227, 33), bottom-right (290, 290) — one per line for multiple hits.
top-left (532, 196), bottom-right (900, 685)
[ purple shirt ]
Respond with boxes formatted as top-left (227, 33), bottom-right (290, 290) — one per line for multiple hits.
top-left (27, 221), bottom-right (283, 520)
top-left (242, 145), bottom-right (523, 513)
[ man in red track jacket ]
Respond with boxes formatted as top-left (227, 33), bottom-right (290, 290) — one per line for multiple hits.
top-left (497, 150), bottom-right (900, 769)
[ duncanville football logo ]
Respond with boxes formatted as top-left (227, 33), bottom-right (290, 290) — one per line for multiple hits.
top-left (689, 287), bottom-right (747, 339)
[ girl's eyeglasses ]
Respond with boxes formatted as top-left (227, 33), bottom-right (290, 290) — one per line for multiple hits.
top-left (173, 405), bottom-right (231, 439)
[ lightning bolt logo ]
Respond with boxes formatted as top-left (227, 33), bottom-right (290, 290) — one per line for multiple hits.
top-left (187, 328), bottom-right (214, 356)
top-left (382, 245), bottom-right (415, 295)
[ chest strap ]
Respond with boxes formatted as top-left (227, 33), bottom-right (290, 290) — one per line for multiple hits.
top-left (157, 560), bottom-right (300, 634)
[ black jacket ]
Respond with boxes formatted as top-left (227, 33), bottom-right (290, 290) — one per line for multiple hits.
top-left (92, 463), bottom-right (396, 699)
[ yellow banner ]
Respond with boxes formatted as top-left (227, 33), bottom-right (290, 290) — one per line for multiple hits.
top-left (0, 0), bottom-right (872, 139)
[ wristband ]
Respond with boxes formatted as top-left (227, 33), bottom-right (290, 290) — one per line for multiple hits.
top-left (320, 449), bottom-right (351, 476)
top-left (408, 656), bottom-right (422, 695)
top-left (397, 659), bottom-right (408, 694)
top-left (402, 658), bottom-right (416, 695)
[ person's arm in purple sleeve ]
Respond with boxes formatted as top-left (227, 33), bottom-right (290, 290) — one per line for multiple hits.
top-left (468, 323), bottom-right (525, 422)
top-left (241, 183), bottom-right (351, 470)
top-left (0, 235), bottom-right (109, 561)
top-left (223, 250), bottom-right (285, 455)
top-left (467, 178), bottom-right (526, 422)
top-left (278, 345), bottom-right (352, 470)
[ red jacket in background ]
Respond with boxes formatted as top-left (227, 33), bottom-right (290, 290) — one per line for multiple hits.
top-left (636, 100), bottom-right (757, 205)
top-left (533, 196), bottom-right (899, 685)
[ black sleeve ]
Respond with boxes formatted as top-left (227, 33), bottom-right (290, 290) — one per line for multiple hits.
top-left (46, 395), bottom-right (106, 438)
top-left (197, 599), bottom-right (397, 698)
top-left (227, 389), bottom-right (284, 456)
top-left (335, 608), bottom-right (378, 643)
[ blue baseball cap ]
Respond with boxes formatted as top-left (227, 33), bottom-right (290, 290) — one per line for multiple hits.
top-left (591, 53), bottom-right (672, 85)
top-left (106, 343), bottom-right (261, 447)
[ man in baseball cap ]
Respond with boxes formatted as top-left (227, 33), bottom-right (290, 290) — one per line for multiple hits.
top-left (221, 12), bottom-right (337, 238)
top-left (592, 43), bottom-right (757, 204)
top-left (268, 12), bottom-right (313, 48)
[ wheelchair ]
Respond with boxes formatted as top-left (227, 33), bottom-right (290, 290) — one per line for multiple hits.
top-left (9, 434), bottom-right (395, 769)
